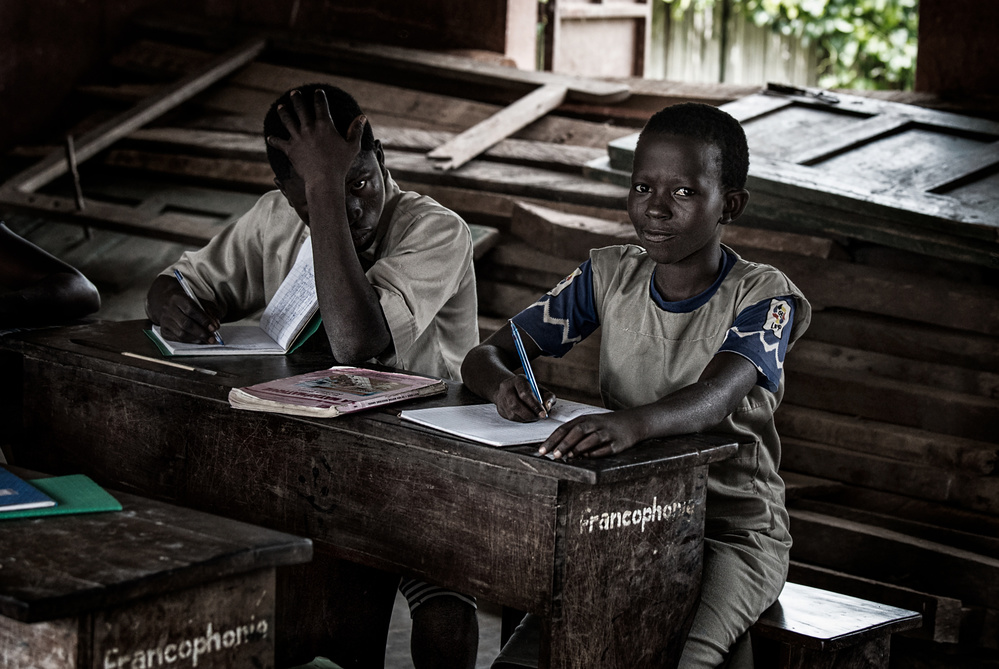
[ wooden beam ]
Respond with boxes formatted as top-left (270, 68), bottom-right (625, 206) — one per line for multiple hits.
top-left (427, 84), bottom-right (569, 171)
top-left (2, 38), bottom-right (266, 195)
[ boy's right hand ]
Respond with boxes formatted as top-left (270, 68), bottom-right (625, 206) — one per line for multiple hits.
top-left (146, 275), bottom-right (221, 344)
top-left (494, 375), bottom-right (557, 422)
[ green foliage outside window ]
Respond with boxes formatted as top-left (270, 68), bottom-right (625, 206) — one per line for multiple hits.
top-left (664, 0), bottom-right (919, 90)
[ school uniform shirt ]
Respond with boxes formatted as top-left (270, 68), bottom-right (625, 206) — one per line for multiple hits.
top-left (163, 171), bottom-right (478, 381)
top-left (512, 244), bottom-right (811, 538)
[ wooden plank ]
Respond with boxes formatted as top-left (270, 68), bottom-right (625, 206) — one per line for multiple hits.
top-left (558, 4), bottom-right (650, 19)
top-left (0, 188), bottom-right (221, 246)
top-left (790, 340), bottom-right (999, 400)
top-left (782, 437), bottom-right (958, 504)
top-left (745, 247), bottom-right (999, 336)
top-left (782, 439), bottom-right (999, 515)
top-left (427, 84), bottom-right (569, 171)
top-left (386, 150), bottom-right (630, 210)
top-left (126, 10), bottom-right (633, 104)
top-left (784, 365), bottom-right (999, 442)
top-left (781, 471), bottom-right (844, 502)
top-left (914, 141), bottom-right (999, 192)
top-left (787, 561), bottom-right (962, 644)
top-left (510, 201), bottom-right (638, 258)
top-left (788, 114), bottom-right (914, 165)
top-left (806, 309), bottom-right (999, 371)
top-left (95, 43), bottom-right (629, 148)
top-left (790, 498), bottom-right (999, 561)
top-left (827, 485), bottom-right (999, 540)
top-left (775, 405), bottom-right (998, 475)
top-left (272, 35), bottom-right (631, 105)
top-left (2, 38), bottom-right (266, 194)
top-left (787, 508), bottom-right (999, 609)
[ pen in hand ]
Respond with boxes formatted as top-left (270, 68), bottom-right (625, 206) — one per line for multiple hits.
top-left (173, 269), bottom-right (225, 346)
top-left (509, 319), bottom-right (548, 418)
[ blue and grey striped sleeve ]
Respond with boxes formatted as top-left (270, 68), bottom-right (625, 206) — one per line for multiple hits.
top-left (510, 260), bottom-right (601, 358)
top-left (718, 296), bottom-right (797, 392)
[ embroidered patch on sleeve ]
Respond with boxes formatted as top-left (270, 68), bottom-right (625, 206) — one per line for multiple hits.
top-left (764, 298), bottom-right (791, 339)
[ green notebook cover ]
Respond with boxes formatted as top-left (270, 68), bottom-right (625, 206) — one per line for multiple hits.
top-left (0, 474), bottom-right (121, 520)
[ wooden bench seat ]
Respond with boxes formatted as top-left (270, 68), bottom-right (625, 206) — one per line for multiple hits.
top-left (750, 581), bottom-right (923, 668)
top-left (492, 582), bottom-right (921, 669)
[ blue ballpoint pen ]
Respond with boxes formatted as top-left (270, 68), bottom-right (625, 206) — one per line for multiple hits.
top-left (509, 319), bottom-right (546, 417)
top-left (173, 269), bottom-right (225, 346)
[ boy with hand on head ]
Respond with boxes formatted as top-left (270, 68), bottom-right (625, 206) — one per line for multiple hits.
top-left (462, 103), bottom-right (810, 668)
top-left (146, 83), bottom-right (480, 669)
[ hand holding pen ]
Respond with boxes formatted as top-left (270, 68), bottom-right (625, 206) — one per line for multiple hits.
top-left (508, 320), bottom-right (555, 419)
top-left (173, 270), bottom-right (225, 346)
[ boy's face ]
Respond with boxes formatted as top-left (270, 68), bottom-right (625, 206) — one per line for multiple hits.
top-left (276, 147), bottom-right (386, 254)
top-left (628, 133), bottom-right (743, 267)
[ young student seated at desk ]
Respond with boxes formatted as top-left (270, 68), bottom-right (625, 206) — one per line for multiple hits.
top-left (0, 221), bottom-right (101, 331)
top-left (462, 103), bottom-right (811, 669)
top-left (145, 83), bottom-right (480, 669)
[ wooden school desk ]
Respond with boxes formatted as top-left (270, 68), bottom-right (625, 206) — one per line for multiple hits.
top-left (1, 320), bottom-right (737, 669)
top-left (0, 470), bottom-right (312, 669)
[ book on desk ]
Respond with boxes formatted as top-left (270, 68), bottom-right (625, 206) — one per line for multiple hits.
top-left (229, 366), bottom-right (448, 418)
top-left (147, 238), bottom-right (321, 356)
top-left (0, 470), bottom-right (121, 520)
top-left (0, 466), bottom-right (57, 512)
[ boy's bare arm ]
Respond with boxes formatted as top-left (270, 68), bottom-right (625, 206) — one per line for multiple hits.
top-left (540, 352), bottom-right (758, 459)
top-left (145, 273), bottom-right (222, 343)
top-left (462, 323), bottom-right (557, 422)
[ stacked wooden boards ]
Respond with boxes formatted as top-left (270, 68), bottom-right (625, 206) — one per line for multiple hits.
top-left (1, 13), bottom-right (997, 667)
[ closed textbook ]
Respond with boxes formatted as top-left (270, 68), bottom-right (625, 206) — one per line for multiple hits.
top-left (0, 473), bottom-right (121, 520)
top-left (229, 366), bottom-right (447, 418)
top-left (0, 466), bottom-right (56, 512)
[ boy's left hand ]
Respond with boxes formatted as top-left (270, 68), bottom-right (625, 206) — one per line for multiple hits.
top-left (539, 412), bottom-right (644, 460)
top-left (266, 89), bottom-right (365, 186)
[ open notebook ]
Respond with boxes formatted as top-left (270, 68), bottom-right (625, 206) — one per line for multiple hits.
top-left (148, 239), bottom-right (320, 356)
top-left (400, 399), bottom-right (610, 447)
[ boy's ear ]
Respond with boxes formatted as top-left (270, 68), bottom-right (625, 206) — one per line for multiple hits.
top-left (373, 139), bottom-right (385, 167)
top-left (721, 189), bottom-right (750, 224)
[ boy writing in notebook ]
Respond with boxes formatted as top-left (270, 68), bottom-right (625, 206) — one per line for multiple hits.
top-left (462, 103), bottom-right (810, 668)
top-left (146, 84), bottom-right (479, 668)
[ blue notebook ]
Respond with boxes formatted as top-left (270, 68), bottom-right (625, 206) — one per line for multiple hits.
top-left (0, 466), bottom-right (57, 512)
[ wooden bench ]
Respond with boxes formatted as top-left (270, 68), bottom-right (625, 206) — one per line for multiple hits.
top-left (750, 581), bottom-right (923, 669)
top-left (0, 474), bottom-right (312, 669)
top-left (491, 582), bottom-right (922, 669)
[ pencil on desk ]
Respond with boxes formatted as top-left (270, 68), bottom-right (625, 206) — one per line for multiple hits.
top-left (122, 351), bottom-right (218, 376)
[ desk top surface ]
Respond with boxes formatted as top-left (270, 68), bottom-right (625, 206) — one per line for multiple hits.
top-left (0, 469), bottom-right (312, 624)
top-left (3, 320), bottom-right (738, 486)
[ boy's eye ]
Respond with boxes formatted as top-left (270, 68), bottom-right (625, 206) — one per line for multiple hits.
top-left (674, 187), bottom-right (695, 197)
top-left (633, 184), bottom-right (651, 194)
top-left (350, 179), bottom-right (368, 191)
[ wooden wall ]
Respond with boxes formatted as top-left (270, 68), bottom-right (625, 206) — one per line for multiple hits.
top-left (916, 0), bottom-right (999, 97)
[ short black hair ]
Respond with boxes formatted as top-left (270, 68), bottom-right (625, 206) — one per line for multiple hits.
top-left (263, 83), bottom-right (376, 181)
top-left (637, 103), bottom-right (749, 190)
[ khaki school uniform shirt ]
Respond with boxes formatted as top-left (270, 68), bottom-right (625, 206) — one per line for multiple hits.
top-left (163, 172), bottom-right (478, 381)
